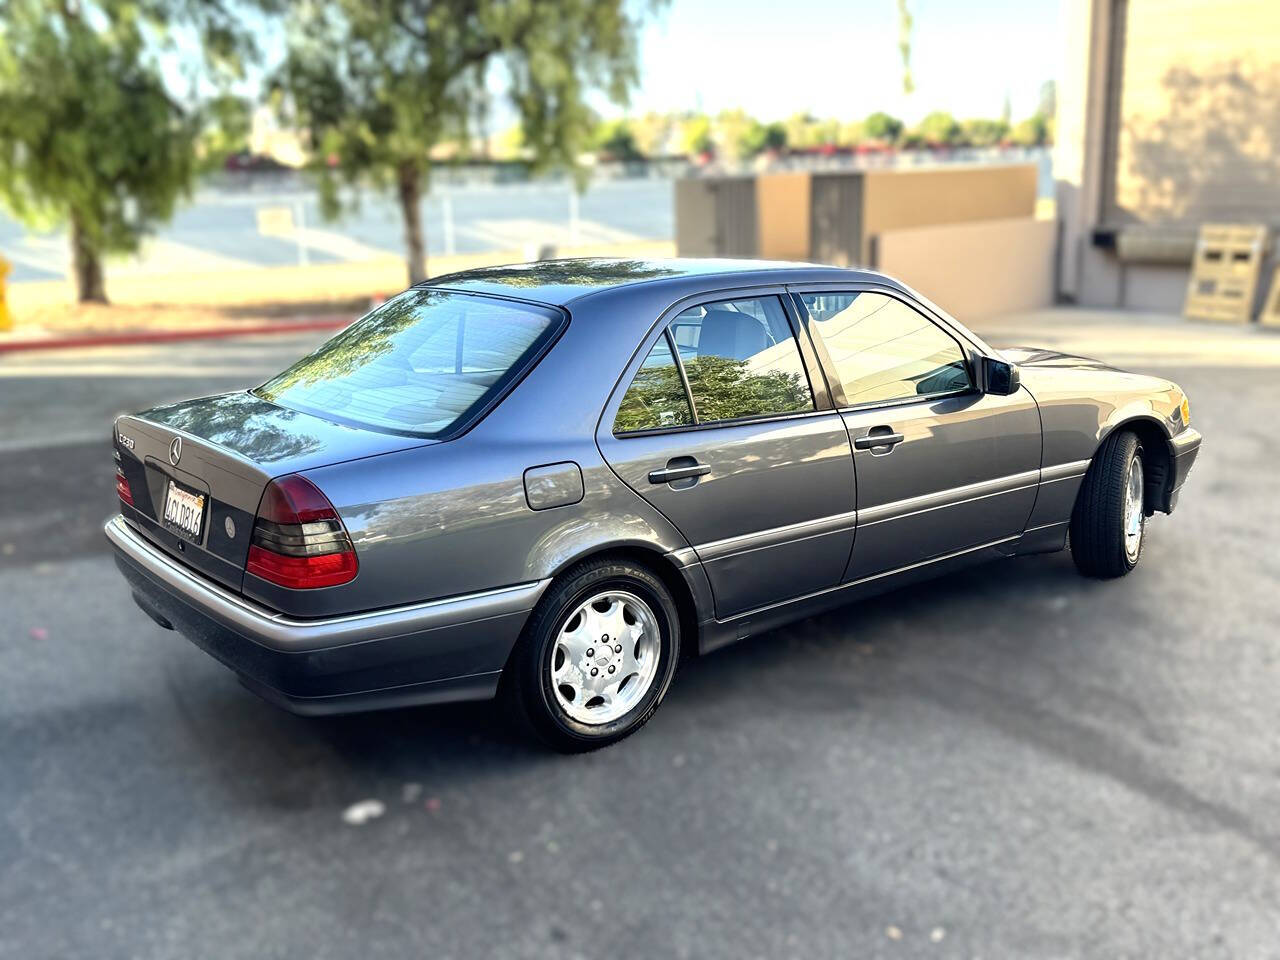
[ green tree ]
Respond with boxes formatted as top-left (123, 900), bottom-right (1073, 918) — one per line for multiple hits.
top-left (276, 0), bottom-right (657, 286)
top-left (784, 113), bottom-right (839, 150)
top-left (1010, 112), bottom-right (1050, 146)
top-left (767, 124), bottom-right (789, 151)
top-left (897, 0), bottom-right (914, 95)
top-left (863, 111), bottom-right (904, 143)
top-left (679, 113), bottom-right (713, 156)
top-left (0, 0), bottom-right (258, 303)
top-left (593, 118), bottom-right (641, 161)
top-left (199, 94), bottom-right (254, 170)
top-left (784, 112), bottom-right (810, 149)
top-left (717, 108), bottom-right (776, 161)
top-left (756, 122), bottom-right (788, 154)
top-left (630, 111), bottom-right (673, 157)
top-left (961, 117), bottom-right (1009, 147)
top-left (916, 110), bottom-right (961, 145)
top-left (837, 120), bottom-right (865, 147)
top-left (615, 354), bottom-right (809, 433)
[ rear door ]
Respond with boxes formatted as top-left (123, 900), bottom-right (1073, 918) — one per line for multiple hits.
top-left (792, 287), bottom-right (1041, 581)
top-left (597, 290), bottom-right (855, 620)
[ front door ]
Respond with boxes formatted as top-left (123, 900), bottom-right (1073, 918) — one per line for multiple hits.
top-left (794, 289), bottom-right (1041, 581)
top-left (597, 292), bottom-right (856, 619)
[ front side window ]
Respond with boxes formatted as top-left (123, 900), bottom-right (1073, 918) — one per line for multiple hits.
top-left (801, 292), bottom-right (972, 406)
top-left (255, 289), bottom-right (562, 436)
top-left (673, 296), bottom-right (814, 424)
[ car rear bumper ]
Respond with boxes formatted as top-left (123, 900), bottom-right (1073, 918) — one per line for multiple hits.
top-left (105, 515), bottom-right (548, 715)
top-left (1166, 427), bottom-right (1202, 513)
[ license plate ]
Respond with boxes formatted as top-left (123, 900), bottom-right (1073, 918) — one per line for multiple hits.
top-left (163, 480), bottom-right (206, 541)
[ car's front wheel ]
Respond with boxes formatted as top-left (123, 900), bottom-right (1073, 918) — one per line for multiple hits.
top-left (502, 557), bottom-right (681, 752)
top-left (1070, 430), bottom-right (1146, 578)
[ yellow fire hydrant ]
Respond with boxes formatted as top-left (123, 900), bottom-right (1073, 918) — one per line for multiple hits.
top-left (0, 255), bottom-right (12, 332)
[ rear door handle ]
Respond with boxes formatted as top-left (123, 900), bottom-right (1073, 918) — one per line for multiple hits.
top-left (648, 461), bottom-right (711, 484)
top-left (853, 428), bottom-right (905, 451)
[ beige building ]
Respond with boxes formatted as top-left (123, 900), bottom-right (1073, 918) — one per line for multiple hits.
top-left (1056, 0), bottom-right (1280, 312)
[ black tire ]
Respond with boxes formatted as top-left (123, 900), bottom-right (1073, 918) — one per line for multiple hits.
top-left (1070, 430), bottom-right (1145, 578)
top-left (501, 557), bottom-right (681, 753)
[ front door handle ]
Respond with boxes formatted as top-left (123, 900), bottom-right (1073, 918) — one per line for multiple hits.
top-left (853, 427), bottom-right (905, 451)
top-left (648, 459), bottom-right (711, 485)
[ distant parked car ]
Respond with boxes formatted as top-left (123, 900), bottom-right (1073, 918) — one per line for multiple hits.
top-left (222, 150), bottom-right (291, 173)
top-left (107, 259), bottom-right (1201, 751)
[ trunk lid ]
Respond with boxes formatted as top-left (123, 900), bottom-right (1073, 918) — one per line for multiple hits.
top-left (114, 391), bottom-right (431, 591)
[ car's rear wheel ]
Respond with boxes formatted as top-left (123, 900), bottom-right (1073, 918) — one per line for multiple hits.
top-left (1070, 430), bottom-right (1146, 578)
top-left (502, 557), bottom-right (681, 752)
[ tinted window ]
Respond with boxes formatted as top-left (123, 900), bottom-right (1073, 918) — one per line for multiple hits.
top-left (613, 336), bottom-right (694, 433)
top-left (674, 296), bottom-right (814, 423)
top-left (801, 292), bottom-right (972, 405)
top-left (255, 290), bottom-right (561, 436)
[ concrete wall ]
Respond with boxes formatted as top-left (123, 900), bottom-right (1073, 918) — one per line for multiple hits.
top-left (861, 165), bottom-right (1038, 262)
top-left (1109, 0), bottom-right (1280, 228)
top-left (755, 172), bottom-right (811, 261)
top-left (674, 179), bottom-right (717, 257)
top-left (1056, 0), bottom-right (1280, 313)
top-left (809, 173), bottom-right (865, 267)
top-left (677, 164), bottom-right (1039, 266)
top-left (874, 217), bottom-right (1057, 323)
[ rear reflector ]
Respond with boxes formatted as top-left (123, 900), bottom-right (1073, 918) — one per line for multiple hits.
top-left (246, 474), bottom-right (358, 588)
top-left (116, 468), bottom-right (134, 506)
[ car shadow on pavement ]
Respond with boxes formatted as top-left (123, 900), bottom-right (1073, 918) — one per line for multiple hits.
top-left (193, 549), bottom-right (1095, 785)
top-left (171, 541), bottom-right (1280, 869)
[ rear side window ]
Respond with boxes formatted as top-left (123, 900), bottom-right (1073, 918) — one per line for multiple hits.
top-left (801, 292), bottom-right (972, 405)
top-left (674, 296), bottom-right (814, 423)
top-left (613, 295), bottom-right (815, 434)
top-left (255, 290), bottom-right (562, 437)
top-left (614, 336), bottom-right (694, 433)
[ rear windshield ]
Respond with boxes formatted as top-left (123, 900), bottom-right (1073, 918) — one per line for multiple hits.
top-left (255, 289), bottom-right (563, 437)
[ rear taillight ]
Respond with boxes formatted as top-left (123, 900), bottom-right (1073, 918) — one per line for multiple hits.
top-left (246, 474), bottom-right (358, 589)
top-left (116, 467), bottom-right (134, 506)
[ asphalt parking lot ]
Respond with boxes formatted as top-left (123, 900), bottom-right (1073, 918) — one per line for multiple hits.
top-left (0, 179), bottom-right (675, 282)
top-left (1, 311), bottom-right (1278, 959)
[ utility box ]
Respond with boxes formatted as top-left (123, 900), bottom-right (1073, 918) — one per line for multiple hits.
top-left (809, 173), bottom-right (864, 266)
top-left (675, 163), bottom-right (1039, 267)
top-left (674, 176), bottom-right (757, 258)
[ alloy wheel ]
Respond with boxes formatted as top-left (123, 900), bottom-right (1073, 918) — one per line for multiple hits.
top-left (1123, 454), bottom-right (1144, 561)
top-left (549, 590), bottom-right (661, 725)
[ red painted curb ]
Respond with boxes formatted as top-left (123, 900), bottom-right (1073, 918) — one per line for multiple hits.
top-left (0, 317), bottom-right (351, 354)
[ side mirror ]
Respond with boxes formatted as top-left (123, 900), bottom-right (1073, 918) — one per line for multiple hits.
top-left (982, 356), bottom-right (1021, 396)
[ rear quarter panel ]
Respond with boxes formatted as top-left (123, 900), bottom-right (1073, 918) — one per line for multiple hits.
top-left (290, 437), bottom-right (693, 615)
top-left (258, 289), bottom-right (702, 616)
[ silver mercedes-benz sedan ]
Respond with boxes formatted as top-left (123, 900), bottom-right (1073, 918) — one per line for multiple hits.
top-left (107, 259), bottom-right (1201, 751)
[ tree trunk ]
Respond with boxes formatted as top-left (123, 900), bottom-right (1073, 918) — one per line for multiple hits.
top-left (69, 210), bottom-right (108, 304)
top-left (397, 162), bottom-right (427, 286)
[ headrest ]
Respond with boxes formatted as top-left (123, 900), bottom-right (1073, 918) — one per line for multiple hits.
top-left (698, 307), bottom-right (770, 359)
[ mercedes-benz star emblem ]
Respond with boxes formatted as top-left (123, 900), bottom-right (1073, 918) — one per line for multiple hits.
top-left (169, 436), bottom-right (183, 466)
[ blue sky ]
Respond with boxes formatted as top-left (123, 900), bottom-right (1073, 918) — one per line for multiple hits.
top-left (627, 0), bottom-right (1063, 122)
top-left (195, 0), bottom-right (1063, 128)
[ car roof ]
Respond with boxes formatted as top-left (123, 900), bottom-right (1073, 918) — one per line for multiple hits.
top-left (422, 257), bottom-right (900, 306)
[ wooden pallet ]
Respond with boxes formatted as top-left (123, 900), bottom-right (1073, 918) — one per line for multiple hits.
top-left (1183, 223), bottom-right (1269, 324)
top-left (1261, 264), bottom-right (1280, 329)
